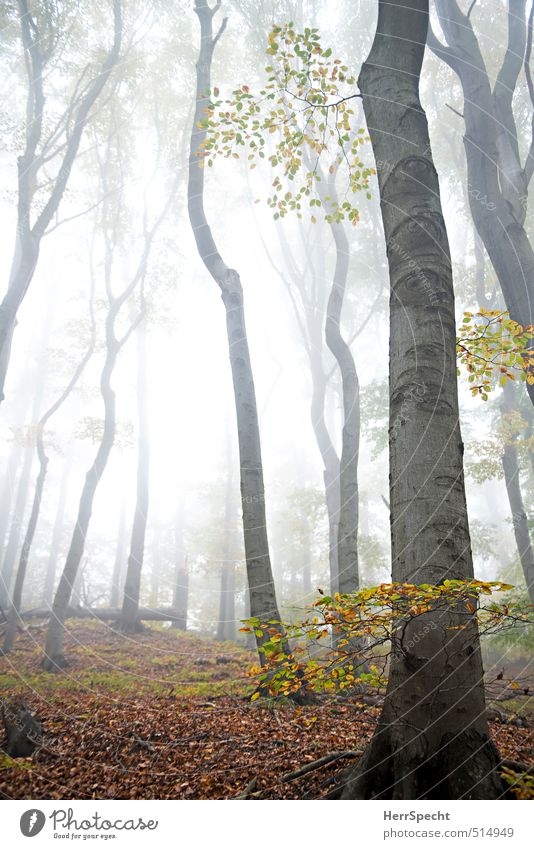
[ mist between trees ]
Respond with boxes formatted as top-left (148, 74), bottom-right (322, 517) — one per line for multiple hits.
top-left (0, 0), bottom-right (533, 801)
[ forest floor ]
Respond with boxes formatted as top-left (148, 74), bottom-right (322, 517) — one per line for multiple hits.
top-left (0, 621), bottom-right (533, 799)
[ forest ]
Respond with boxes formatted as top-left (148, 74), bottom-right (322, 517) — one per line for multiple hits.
top-left (0, 0), bottom-right (533, 803)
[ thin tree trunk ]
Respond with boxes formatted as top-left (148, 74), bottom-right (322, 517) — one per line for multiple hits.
top-left (42, 451), bottom-right (71, 608)
top-left (119, 316), bottom-right (150, 633)
top-left (0, 0), bottom-right (122, 403)
top-left (188, 0), bottom-right (288, 663)
top-left (0, 442), bottom-right (34, 611)
top-left (501, 381), bottom-right (534, 604)
top-left (0, 443), bottom-right (24, 569)
top-left (171, 507), bottom-right (188, 630)
top-left (340, 0), bottom-right (501, 799)
top-left (320, 176), bottom-right (360, 595)
top-left (42, 347), bottom-right (119, 669)
top-left (110, 496), bottom-right (127, 608)
top-left (2, 281), bottom-right (95, 653)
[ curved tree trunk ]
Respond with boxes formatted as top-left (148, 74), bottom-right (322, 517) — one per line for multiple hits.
top-left (0, 0), bottom-right (122, 404)
top-left (2, 287), bottom-right (95, 654)
top-left (320, 177), bottom-right (360, 596)
top-left (119, 316), bottom-right (150, 633)
top-left (430, 0), bottom-right (534, 406)
top-left (188, 0), bottom-right (288, 664)
top-left (42, 350), bottom-right (118, 670)
top-left (340, 0), bottom-right (501, 799)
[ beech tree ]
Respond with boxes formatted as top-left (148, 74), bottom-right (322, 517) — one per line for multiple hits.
top-left (430, 0), bottom-right (534, 404)
top-left (0, 0), bottom-right (122, 403)
top-left (2, 283), bottom-right (95, 653)
top-left (338, 0), bottom-right (502, 798)
top-left (187, 0), bottom-right (290, 664)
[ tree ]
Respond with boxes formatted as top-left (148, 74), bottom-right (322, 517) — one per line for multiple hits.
top-left (429, 0), bottom-right (534, 405)
top-left (0, 0), bottom-right (122, 403)
top-left (42, 120), bottom-right (169, 668)
top-left (118, 311), bottom-right (150, 633)
top-left (187, 0), bottom-right (290, 664)
top-left (2, 280), bottom-right (95, 653)
top-left (338, 0), bottom-right (502, 798)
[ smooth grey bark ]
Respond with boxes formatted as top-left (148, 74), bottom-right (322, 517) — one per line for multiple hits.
top-left (0, 444), bottom-right (23, 569)
top-left (501, 381), bottom-right (534, 604)
top-left (119, 316), bottom-right (150, 632)
top-left (2, 293), bottom-right (95, 654)
top-left (188, 0), bottom-right (288, 663)
top-left (110, 496), bottom-right (127, 608)
top-left (255, 186), bottom-right (341, 595)
top-left (339, 0), bottom-right (501, 799)
top-left (0, 0), bottom-right (122, 403)
top-left (0, 443), bottom-right (33, 611)
top-left (217, 448), bottom-right (237, 642)
top-left (42, 451), bottom-right (71, 607)
top-left (171, 509), bottom-right (188, 631)
top-left (319, 175), bottom-right (360, 596)
top-left (430, 0), bottom-right (534, 405)
top-left (0, 378), bottom-right (44, 610)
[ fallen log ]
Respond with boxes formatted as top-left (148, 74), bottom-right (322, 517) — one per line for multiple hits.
top-left (0, 606), bottom-right (185, 625)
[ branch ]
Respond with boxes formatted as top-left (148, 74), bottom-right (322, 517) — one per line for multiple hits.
top-left (281, 750), bottom-right (362, 782)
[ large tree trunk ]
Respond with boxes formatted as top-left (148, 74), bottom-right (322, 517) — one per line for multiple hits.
top-left (501, 381), bottom-right (534, 604)
top-left (339, 0), bottom-right (501, 799)
top-left (430, 0), bottom-right (534, 406)
top-left (188, 0), bottom-right (288, 663)
top-left (119, 317), bottom-right (150, 633)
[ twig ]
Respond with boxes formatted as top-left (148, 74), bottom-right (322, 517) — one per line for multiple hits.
top-left (281, 749), bottom-right (362, 782)
top-left (234, 775), bottom-right (258, 799)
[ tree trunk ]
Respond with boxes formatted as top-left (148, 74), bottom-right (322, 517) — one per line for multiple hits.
top-left (171, 507), bottom-right (188, 631)
top-left (501, 381), bottom-right (534, 604)
top-left (340, 0), bottom-right (501, 799)
top-left (110, 496), bottom-right (127, 608)
top-left (0, 443), bottom-right (24, 569)
top-left (430, 0), bottom-right (534, 406)
top-left (188, 0), bottom-right (288, 662)
top-left (119, 317), bottom-right (150, 633)
top-left (0, 442), bottom-right (34, 611)
top-left (320, 177), bottom-right (360, 595)
top-left (0, 0), bottom-right (122, 404)
top-left (217, 440), bottom-right (237, 642)
top-left (2, 283), bottom-right (95, 653)
top-left (42, 451), bottom-right (72, 607)
top-left (42, 351), bottom-right (118, 669)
